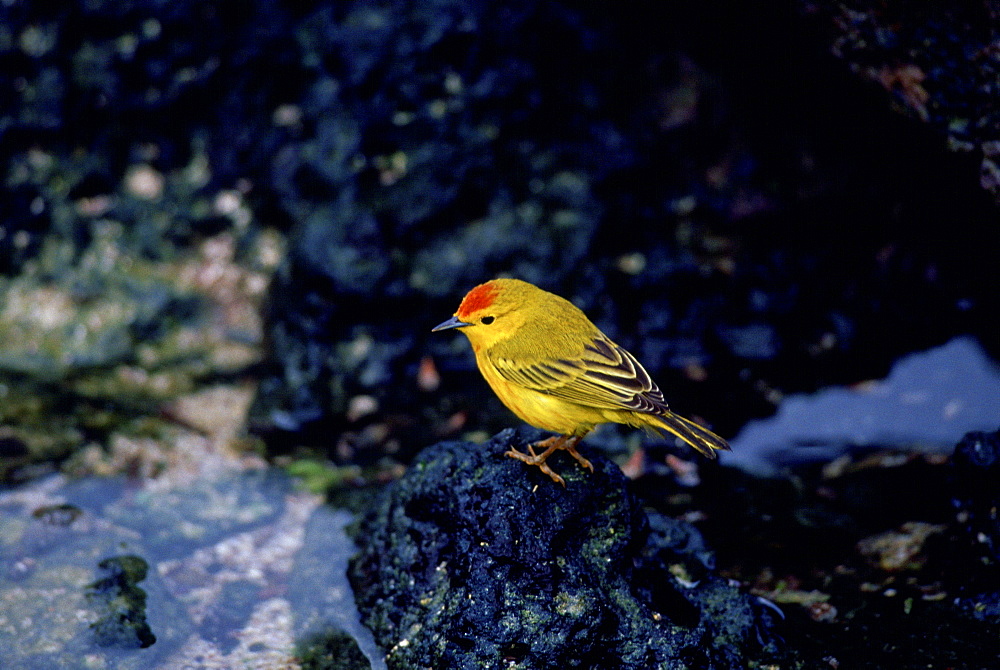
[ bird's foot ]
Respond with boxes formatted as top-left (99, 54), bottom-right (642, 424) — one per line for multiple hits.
top-left (562, 438), bottom-right (594, 473)
top-left (505, 435), bottom-right (592, 486)
top-left (505, 446), bottom-right (566, 486)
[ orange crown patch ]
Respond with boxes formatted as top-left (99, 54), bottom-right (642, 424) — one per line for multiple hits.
top-left (457, 282), bottom-right (498, 318)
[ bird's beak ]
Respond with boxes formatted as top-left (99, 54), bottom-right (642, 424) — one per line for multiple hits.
top-left (432, 315), bottom-right (472, 332)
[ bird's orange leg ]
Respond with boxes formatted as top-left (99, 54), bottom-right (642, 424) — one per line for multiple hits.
top-left (505, 434), bottom-right (593, 486)
top-left (560, 435), bottom-right (594, 473)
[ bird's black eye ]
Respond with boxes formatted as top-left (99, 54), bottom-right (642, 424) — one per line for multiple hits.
top-left (480, 316), bottom-right (495, 325)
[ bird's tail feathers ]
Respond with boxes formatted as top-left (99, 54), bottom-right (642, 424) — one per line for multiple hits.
top-left (648, 412), bottom-right (730, 458)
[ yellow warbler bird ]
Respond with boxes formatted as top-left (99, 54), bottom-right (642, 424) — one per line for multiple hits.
top-left (432, 278), bottom-right (730, 485)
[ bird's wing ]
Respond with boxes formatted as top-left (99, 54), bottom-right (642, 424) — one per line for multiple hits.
top-left (489, 335), bottom-right (670, 414)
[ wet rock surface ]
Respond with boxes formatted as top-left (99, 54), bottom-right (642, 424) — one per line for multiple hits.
top-left (0, 469), bottom-right (380, 669)
top-left (349, 429), bottom-right (778, 669)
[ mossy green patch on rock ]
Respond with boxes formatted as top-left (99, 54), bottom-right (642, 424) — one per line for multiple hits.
top-left (87, 554), bottom-right (156, 649)
top-left (296, 626), bottom-right (373, 670)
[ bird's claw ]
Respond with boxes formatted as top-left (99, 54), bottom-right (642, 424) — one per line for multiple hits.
top-left (505, 447), bottom-right (566, 486)
top-left (504, 434), bottom-right (590, 486)
top-left (574, 454), bottom-right (594, 472)
top-left (566, 445), bottom-right (594, 472)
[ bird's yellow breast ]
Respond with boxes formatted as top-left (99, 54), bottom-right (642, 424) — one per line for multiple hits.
top-left (474, 349), bottom-right (610, 435)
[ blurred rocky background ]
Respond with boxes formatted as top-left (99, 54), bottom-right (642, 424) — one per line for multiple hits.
top-left (3, 0), bottom-right (998, 470)
top-left (1, 0), bottom-right (998, 668)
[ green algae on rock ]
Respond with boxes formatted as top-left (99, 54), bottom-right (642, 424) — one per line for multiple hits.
top-left (87, 555), bottom-right (157, 649)
top-left (296, 626), bottom-right (373, 670)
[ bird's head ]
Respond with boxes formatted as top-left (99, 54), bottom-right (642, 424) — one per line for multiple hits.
top-left (432, 278), bottom-right (534, 349)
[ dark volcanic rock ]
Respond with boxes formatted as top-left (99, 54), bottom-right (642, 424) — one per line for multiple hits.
top-left (250, 0), bottom-right (1000, 465)
top-left (349, 428), bottom-right (775, 669)
top-left (798, 1), bottom-right (1000, 204)
top-left (952, 428), bottom-right (1000, 567)
top-left (251, 0), bottom-right (637, 451)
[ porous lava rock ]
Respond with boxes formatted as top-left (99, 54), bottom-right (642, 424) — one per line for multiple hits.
top-left (349, 428), bottom-right (776, 669)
